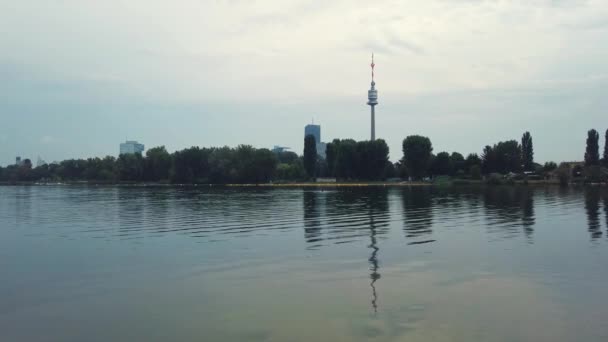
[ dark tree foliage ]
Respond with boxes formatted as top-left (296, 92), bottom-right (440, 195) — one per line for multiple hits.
top-left (482, 140), bottom-right (522, 174)
top-left (117, 153), bottom-right (144, 182)
top-left (543, 162), bottom-right (557, 172)
top-left (325, 140), bottom-right (338, 177)
top-left (431, 152), bottom-right (451, 176)
top-left (360, 139), bottom-right (390, 180)
top-left (171, 147), bottom-right (210, 183)
top-left (276, 159), bottom-right (306, 181)
top-left (324, 139), bottom-right (389, 180)
top-left (402, 135), bottom-right (433, 180)
top-left (303, 134), bottom-right (317, 179)
top-left (465, 153), bottom-right (481, 174)
top-left (277, 151), bottom-right (298, 164)
top-left (335, 139), bottom-right (357, 179)
top-left (521, 131), bottom-right (534, 171)
top-left (450, 152), bottom-right (465, 176)
top-left (603, 129), bottom-right (608, 167)
top-left (144, 146), bottom-right (171, 181)
top-left (585, 129), bottom-right (600, 166)
top-left (481, 145), bottom-right (496, 174)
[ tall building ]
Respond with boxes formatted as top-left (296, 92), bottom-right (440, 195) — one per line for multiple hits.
top-left (367, 53), bottom-right (378, 141)
top-left (120, 140), bottom-right (145, 155)
top-left (304, 124), bottom-right (321, 145)
top-left (304, 123), bottom-right (326, 159)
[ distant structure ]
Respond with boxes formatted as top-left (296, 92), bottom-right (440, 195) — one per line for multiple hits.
top-left (304, 123), bottom-right (326, 159)
top-left (15, 156), bottom-right (22, 166)
top-left (367, 53), bottom-right (378, 141)
top-left (305, 123), bottom-right (321, 144)
top-left (119, 140), bottom-right (145, 155)
top-left (272, 146), bottom-right (291, 154)
top-left (36, 156), bottom-right (46, 167)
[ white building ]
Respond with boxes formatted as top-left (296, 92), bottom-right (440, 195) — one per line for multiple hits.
top-left (120, 140), bottom-right (145, 155)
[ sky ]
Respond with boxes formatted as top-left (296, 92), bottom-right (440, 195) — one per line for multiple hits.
top-left (1, 0), bottom-right (607, 166)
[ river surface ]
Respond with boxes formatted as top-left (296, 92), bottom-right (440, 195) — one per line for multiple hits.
top-left (1, 185), bottom-right (608, 341)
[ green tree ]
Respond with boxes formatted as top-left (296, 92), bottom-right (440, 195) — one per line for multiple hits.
top-left (521, 131), bottom-right (534, 171)
top-left (170, 147), bottom-right (211, 183)
top-left (431, 152), bottom-right (451, 176)
top-left (450, 152), bottom-right (465, 176)
top-left (251, 148), bottom-right (277, 183)
top-left (556, 163), bottom-right (571, 186)
top-left (495, 140), bottom-right (522, 173)
top-left (144, 146), bottom-right (171, 181)
top-left (277, 151), bottom-right (298, 164)
top-left (470, 165), bottom-right (482, 180)
top-left (117, 153), bottom-right (144, 181)
top-left (585, 129), bottom-right (600, 166)
top-left (543, 162), bottom-right (557, 173)
top-left (402, 135), bottom-right (433, 180)
top-left (335, 139), bottom-right (357, 179)
top-left (325, 140), bottom-right (338, 177)
top-left (481, 145), bottom-right (496, 174)
top-left (482, 140), bottom-right (521, 174)
top-left (303, 134), bottom-right (317, 179)
top-left (465, 153), bottom-right (481, 174)
top-left (208, 147), bottom-right (235, 183)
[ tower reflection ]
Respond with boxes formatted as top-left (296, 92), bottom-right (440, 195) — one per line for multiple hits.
top-left (364, 189), bottom-right (389, 314)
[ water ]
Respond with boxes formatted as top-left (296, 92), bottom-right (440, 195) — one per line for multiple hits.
top-left (1, 185), bottom-right (608, 341)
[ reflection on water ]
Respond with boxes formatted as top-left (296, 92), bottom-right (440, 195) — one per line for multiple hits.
top-left (364, 189), bottom-right (389, 314)
top-left (402, 188), bottom-right (434, 245)
top-left (585, 187), bottom-right (603, 240)
top-left (2, 185), bottom-right (608, 341)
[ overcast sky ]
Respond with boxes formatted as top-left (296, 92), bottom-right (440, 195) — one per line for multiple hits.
top-left (1, 0), bottom-right (607, 165)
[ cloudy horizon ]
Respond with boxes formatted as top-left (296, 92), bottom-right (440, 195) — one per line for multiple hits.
top-left (1, 0), bottom-right (607, 165)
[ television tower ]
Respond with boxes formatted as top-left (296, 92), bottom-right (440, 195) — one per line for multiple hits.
top-left (367, 53), bottom-right (378, 141)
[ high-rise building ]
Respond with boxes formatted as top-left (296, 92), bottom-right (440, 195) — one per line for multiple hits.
top-left (119, 140), bottom-right (145, 155)
top-left (304, 123), bottom-right (326, 159)
top-left (367, 54), bottom-right (378, 141)
top-left (304, 124), bottom-right (321, 145)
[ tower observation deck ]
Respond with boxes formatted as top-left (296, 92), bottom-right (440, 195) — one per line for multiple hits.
top-left (367, 54), bottom-right (378, 141)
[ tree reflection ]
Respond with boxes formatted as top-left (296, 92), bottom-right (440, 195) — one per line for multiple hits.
top-left (584, 187), bottom-right (602, 240)
top-left (303, 190), bottom-right (322, 244)
top-left (521, 187), bottom-right (535, 241)
top-left (603, 189), bottom-right (608, 238)
top-left (401, 187), bottom-right (435, 245)
top-left (117, 187), bottom-right (146, 237)
top-left (483, 187), bottom-right (536, 241)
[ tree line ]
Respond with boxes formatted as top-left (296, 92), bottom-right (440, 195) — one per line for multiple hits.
top-left (1, 128), bottom-right (607, 184)
top-left (398, 128), bottom-right (608, 182)
top-left (0, 145), bottom-right (278, 184)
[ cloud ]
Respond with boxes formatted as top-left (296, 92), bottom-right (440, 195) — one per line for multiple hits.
top-left (1, 0), bottom-right (608, 164)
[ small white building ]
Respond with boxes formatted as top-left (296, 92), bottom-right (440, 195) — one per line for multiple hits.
top-left (119, 140), bottom-right (145, 155)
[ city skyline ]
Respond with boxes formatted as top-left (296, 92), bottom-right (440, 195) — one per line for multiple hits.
top-left (2, 1), bottom-right (608, 165)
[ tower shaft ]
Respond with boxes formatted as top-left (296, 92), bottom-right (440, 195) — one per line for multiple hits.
top-left (371, 106), bottom-right (375, 141)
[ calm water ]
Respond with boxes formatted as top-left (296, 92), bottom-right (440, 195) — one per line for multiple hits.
top-left (2, 185), bottom-right (608, 341)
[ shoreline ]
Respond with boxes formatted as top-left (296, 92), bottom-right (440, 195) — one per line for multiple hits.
top-left (3, 180), bottom-right (604, 187)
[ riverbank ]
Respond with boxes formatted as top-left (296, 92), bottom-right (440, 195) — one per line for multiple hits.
top-left (2, 179), bottom-right (595, 187)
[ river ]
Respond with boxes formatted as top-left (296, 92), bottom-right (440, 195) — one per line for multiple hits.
top-left (1, 185), bottom-right (608, 341)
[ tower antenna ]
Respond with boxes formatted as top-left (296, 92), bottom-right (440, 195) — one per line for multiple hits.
top-left (367, 53), bottom-right (378, 141)
top-left (371, 53), bottom-right (375, 81)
